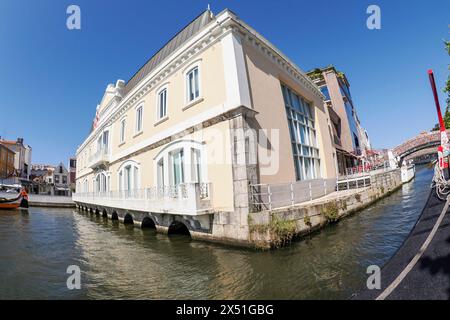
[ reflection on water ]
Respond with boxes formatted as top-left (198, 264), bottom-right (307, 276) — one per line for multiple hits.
top-left (0, 166), bottom-right (433, 299)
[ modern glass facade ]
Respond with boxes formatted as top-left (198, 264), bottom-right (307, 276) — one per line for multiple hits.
top-left (339, 79), bottom-right (360, 153)
top-left (320, 85), bottom-right (331, 101)
top-left (281, 84), bottom-right (321, 181)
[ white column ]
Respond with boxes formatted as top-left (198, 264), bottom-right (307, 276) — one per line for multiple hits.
top-left (221, 31), bottom-right (252, 110)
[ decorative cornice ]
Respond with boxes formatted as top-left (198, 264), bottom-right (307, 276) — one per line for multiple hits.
top-left (76, 10), bottom-right (324, 156)
top-left (76, 17), bottom-right (230, 156)
top-left (228, 18), bottom-right (324, 101)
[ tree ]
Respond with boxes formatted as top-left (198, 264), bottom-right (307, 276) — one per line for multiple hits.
top-left (431, 40), bottom-right (450, 131)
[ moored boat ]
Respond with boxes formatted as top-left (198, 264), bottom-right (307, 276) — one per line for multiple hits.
top-left (0, 189), bottom-right (29, 210)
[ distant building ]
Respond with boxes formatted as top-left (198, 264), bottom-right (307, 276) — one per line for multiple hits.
top-left (0, 144), bottom-right (15, 186)
top-left (53, 162), bottom-right (70, 196)
top-left (0, 137), bottom-right (32, 185)
top-left (30, 164), bottom-right (54, 194)
top-left (30, 162), bottom-right (71, 196)
top-left (306, 66), bottom-right (371, 175)
top-left (68, 157), bottom-right (77, 193)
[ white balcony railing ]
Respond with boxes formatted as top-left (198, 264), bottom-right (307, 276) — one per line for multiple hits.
top-left (88, 149), bottom-right (110, 169)
top-left (72, 183), bottom-right (212, 216)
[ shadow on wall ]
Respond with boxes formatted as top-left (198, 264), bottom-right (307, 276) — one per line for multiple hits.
top-left (418, 234), bottom-right (450, 299)
top-left (142, 217), bottom-right (156, 229)
top-left (168, 221), bottom-right (191, 237)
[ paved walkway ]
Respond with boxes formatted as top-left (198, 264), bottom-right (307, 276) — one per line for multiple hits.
top-left (28, 195), bottom-right (75, 208)
top-left (353, 189), bottom-right (450, 300)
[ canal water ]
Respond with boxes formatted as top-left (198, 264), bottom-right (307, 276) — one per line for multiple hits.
top-left (0, 166), bottom-right (433, 300)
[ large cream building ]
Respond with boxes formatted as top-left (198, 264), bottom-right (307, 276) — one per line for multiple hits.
top-left (74, 9), bottom-right (338, 245)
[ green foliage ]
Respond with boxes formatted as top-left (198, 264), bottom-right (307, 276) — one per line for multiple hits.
top-left (308, 68), bottom-right (324, 81)
top-left (270, 215), bottom-right (297, 247)
top-left (303, 214), bottom-right (312, 227)
top-left (322, 202), bottom-right (339, 222)
top-left (249, 214), bottom-right (297, 248)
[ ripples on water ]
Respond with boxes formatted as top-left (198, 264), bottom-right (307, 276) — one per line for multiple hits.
top-left (0, 166), bottom-right (433, 299)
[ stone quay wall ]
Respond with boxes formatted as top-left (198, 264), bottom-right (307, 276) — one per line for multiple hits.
top-left (248, 168), bottom-right (404, 249)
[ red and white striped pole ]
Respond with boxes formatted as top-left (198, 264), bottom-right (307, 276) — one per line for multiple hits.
top-left (428, 69), bottom-right (450, 171)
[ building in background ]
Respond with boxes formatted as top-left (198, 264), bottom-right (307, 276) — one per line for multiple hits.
top-left (73, 9), bottom-right (338, 245)
top-left (30, 162), bottom-right (71, 196)
top-left (306, 66), bottom-right (371, 176)
top-left (53, 162), bottom-right (70, 196)
top-left (0, 144), bottom-right (15, 187)
top-left (30, 164), bottom-right (54, 194)
top-left (68, 157), bottom-right (77, 193)
top-left (0, 137), bottom-right (32, 186)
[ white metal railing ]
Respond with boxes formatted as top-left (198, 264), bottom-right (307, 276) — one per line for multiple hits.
top-left (336, 175), bottom-right (371, 191)
top-left (342, 161), bottom-right (391, 178)
top-left (88, 149), bottom-right (110, 168)
top-left (250, 178), bottom-right (336, 212)
top-left (72, 182), bottom-right (212, 215)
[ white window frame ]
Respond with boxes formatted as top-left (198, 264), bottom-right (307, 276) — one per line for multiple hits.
top-left (135, 105), bottom-right (144, 135)
top-left (186, 67), bottom-right (200, 103)
top-left (94, 171), bottom-right (110, 193)
top-left (117, 160), bottom-right (140, 191)
top-left (153, 140), bottom-right (207, 187)
top-left (119, 117), bottom-right (127, 144)
top-left (183, 60), bottom-right (202, 107)
top-left (157, 86), bottom-right (168, 121)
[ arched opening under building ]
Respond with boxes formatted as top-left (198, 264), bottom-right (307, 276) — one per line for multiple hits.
top-left (124, 213), bottom-right (134, 225)
top-left (168, 221), bottom-right (191, 237)
top-left (102, 209), bottom-right (108, 218)
top-left (95, 209), bottom-right (100, 216)
top-left (141, 217), bottom-right (156, 229)
top-left (111, 211), bottom-right (119, 221)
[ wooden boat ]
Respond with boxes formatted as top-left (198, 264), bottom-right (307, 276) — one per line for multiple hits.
top-left (0, 190), bottom-right (29, 210)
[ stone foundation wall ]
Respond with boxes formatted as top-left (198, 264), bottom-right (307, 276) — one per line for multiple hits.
top-left (76, 168), bottom-right (407, 249)
top-left (248, 169), bottom-right (404, 249)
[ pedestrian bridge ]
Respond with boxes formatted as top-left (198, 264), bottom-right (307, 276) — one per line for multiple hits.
top-left (392, 130), bottom-right (448, 164)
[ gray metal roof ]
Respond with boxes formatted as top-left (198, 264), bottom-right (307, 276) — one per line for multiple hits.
top-left (123, 10), bottom-right (214, 97)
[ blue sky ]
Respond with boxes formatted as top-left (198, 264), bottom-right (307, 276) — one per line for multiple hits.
top-left (0, 0), bottom-right (449, 164)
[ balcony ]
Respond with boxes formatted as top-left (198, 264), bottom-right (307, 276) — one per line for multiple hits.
top-left (72, 183), bottom-right (212, 216)
top-left (88, 149), bottom-right (110, 169)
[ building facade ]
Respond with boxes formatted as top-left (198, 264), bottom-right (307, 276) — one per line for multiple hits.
top-left (74, 9), bottom-right (337, 245)
top-left (0, 144), bottom-right (15, 185)
top-left (69, 157), bottom-right (77, 193)
top-left (307, 66), bottom-right (371, 176)
top-left (0, 137), bottom-right (32, 185)
top-left (30, 163), bottom-right (71, 196)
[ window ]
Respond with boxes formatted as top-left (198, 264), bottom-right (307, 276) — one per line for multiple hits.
top-left (120, 118), bottom-right (126, 143)
top-left (191, 148), bottom-right (202, 183)
top-left (282, 84), bottom-right (321, 181)
top-left (154, 141), bottom-right (206, 188)
top-left (158, 89), bottom-right (167, 119)
top-left (62, 176), bottom-right (67, 184)
top-left (103, 131), bottom-right (109, 152)
top-left (157, 158), bottom-right (165, 188)
top-left (118, 161), bottom-right (140, 194)
top-left (54, 175), bottom-right (60, 184)
top-left (186, 67), bottom-right (200, 102)
top-left (94, 173), bottom-right (107, 193)
top-left (171, 149), bottom-right (184, 185)
top-left (135, 106), bottom-right (143, 133)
